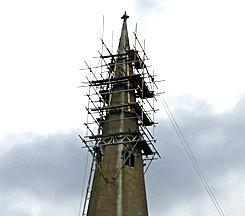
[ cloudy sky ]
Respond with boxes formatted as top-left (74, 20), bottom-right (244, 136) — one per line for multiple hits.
top-left (1, 0), bottom-right (245, 215)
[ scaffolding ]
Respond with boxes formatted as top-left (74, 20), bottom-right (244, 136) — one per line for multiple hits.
top-left (79, 31), bottom-right (161, 216)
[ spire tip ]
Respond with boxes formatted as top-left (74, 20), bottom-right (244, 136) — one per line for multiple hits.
top-left (121, 11), bottom-right (129, 21)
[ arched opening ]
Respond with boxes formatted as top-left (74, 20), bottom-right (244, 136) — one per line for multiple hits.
top-left (124, 151), bottom-right (135, 168)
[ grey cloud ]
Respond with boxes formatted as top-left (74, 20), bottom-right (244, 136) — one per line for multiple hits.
top-left (1, 96), bottom-right (245, 215)
top-left (146, 96), bottom-right (245, 215)
top-left (0, 130), bottom-right (86, 215)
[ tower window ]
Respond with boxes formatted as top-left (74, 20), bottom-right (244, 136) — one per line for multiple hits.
top-left (124, 151), bottom-right (135, 167)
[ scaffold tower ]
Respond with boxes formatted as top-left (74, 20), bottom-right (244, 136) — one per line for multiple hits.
top-left (79, 12), bottom-right (160, 216)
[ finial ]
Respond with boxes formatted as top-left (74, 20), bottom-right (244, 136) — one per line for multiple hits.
top-left (121, 11), bottom-right (129, 21)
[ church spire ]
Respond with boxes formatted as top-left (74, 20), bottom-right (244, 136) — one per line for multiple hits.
top-left (82, 12), bottom-right (159, 216)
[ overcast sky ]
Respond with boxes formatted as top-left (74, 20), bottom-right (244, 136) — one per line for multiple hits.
top-left (1, 0), bottom-right (245, 215)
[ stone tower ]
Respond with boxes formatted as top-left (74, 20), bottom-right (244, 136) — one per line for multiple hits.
top-left (81, 12), bottom-right (159, 216)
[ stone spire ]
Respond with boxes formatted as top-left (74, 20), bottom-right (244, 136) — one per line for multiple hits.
top-left (86, 12), bottom-right (148, 216)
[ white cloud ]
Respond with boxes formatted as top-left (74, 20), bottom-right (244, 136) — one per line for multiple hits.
top-left (142, 0), bottom-right (245, 112)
